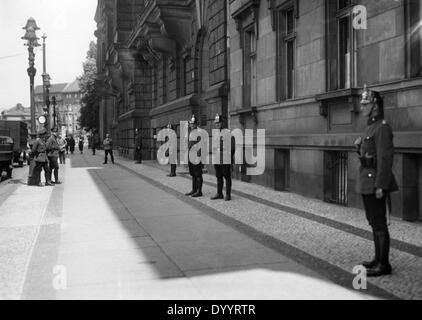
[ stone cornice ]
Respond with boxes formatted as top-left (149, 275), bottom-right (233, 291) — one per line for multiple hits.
top-left (128, 0), bottom-right (193, 61)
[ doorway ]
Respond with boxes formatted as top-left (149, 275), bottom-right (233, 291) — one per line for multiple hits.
top-left (274, 149), bottom-right (290, 191)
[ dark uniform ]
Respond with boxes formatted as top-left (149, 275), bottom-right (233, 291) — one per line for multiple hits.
top-left (166, 123), bottom-right (176, 177)
top-left (212, 114), bottom-right (235, 201)
top-left (46, 130), bottom-right (61, 184)
top-left (27, 133), bottom-right (40, 186)
top-left (32, 129), bottom-right (53, 186)
top-left (355, 86), bottom-right (398, 277)
top-left (135, 129), bottom-right (143, 164)
top-left (186, 115), bottom-right (203, 197)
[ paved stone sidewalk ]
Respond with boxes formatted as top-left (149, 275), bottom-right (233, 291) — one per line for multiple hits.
top-left (99, 151), bottom-right (422, 300)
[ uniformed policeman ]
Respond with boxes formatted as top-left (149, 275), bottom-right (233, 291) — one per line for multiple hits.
top-left (46, 127), bottom-right (61, 184)
top-left (185, 115), bottom-right (203, 197)
top-left (135, 128), bottom-right (143, 164)
top-left (355, 85), bottom-right (398, 277)
top-left (27, 132), bottom-right (40, 186)
top-left (166, 123), bottom-right (177, 177)
top-left (32, 128), bottom-right (53, 187)
top-left (211, 113), bottom-right (235, 201)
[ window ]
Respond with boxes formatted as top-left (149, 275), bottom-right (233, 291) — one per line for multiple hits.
top-left (326, 0), bottom-right (356, 91)
top-left (277, 4), bottom-right (296, 101)
top-left (324, 151), bottom-right (348, 206)
top-left (406, 0), bottom-right (422, 78)
top-left (243, 28), bottom-right (257, 107)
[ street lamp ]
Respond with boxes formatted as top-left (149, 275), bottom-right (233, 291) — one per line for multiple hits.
top-left (41, 34), bottom-right (51, 131)
top-left (22, 17), bottom-right (40, 133)
top-left (52, 96), bottom-right (57, 129)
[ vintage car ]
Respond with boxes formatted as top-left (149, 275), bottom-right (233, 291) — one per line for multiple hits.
top-left (0, 135), bottom-right (14, 180)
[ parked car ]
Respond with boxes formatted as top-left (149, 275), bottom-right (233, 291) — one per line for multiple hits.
top-left (0, 120), bottom-right (28, 167)
top-left (0, 136), bottom-right (14, 180)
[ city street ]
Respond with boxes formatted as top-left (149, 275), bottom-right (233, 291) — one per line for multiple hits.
top-left (0, 152), bottom-right (421, 300)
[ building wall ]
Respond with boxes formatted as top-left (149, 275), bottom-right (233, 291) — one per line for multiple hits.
top-left (229, 0), bottom-right (422, 221)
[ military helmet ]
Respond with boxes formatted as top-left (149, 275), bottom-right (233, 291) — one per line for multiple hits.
top-left (361, 84), bottom-right (380, 105)
top-left (214, 113), bottom-right (223, 124)
top-left (188, 114), bottom-right (198, 125)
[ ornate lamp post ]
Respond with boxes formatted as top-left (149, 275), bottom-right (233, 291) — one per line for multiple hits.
top-left (52, 96), bottom-right (57, 129)
top-left (21, 18), bottom-right (40, 133)
top-left (41, 34), bottom-right (51, 131)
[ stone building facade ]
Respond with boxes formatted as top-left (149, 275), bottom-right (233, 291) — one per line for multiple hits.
top-left (95, 0), bottom-right (229, 160)
top-left (229, 0), bottom-right (422, 221)
top-left (95, 0), bottom-right (422, 222)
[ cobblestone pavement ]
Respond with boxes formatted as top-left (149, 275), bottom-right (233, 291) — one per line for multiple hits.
top-left (1, 152), bottom-right (421, 300)
top-left (103, 152), bottom-right (422, 300)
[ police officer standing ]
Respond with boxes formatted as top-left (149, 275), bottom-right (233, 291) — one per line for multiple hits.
top-left (211, 114), bottom-right (235, 201)
top-left (32, 128), bottom-right (53, 187)
top-left (166, 123), bottom-right (177, 177)
top-left (135, 128), bottom-right (143, 164)
top-left (355, 85), bottom-right (398, 277)
top-left (185, 115), bottom-right (203, 198)
top-left (46, 128), bottom-right (61, 184)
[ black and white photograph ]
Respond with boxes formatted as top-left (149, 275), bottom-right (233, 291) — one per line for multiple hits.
top-left (0, 0), bottom-right (421, 307)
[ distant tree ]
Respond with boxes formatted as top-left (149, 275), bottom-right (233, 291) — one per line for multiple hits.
top-left (77, 41), bottom-right (99, 131)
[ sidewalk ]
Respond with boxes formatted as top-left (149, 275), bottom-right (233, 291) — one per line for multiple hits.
top-left (98, 150), bottom-right (422, 300)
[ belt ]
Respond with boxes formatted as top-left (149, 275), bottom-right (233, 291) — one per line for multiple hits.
top-left (359, 157), bottom-right (376, 169)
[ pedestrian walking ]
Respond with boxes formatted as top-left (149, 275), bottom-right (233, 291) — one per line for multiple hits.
top-left (69, 135), bottom-right (76, 154)
top-left (31, 128), bottom-right (53, 187)
top-left (355, 85), bottom-right (398, 277)
top-left (58, 134), bottom-right (67, 164)
top-left (211, 114), bottom-right (235, 201)
top-left (135, 128), bottom-right (143, 164)
top-left (185, 115), bottom-right (203, 198)
top-left (165, 123), bottom-right (176, 177)
top-left (78, 136), bottom-right (84, 154)
top-left (103, 133), bottom-right (115, 164)
top-left (46, 128), bottom-right (62, 184)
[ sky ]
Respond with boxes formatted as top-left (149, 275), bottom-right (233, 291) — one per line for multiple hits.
top-left (0, 0), bottom-right (97, 112)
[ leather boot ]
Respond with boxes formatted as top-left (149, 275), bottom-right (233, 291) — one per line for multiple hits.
top-left (362, 231), bottom-right (379, 268)
top-left (192, 176), bottom-right (203, 197)
top-left (367, 231), bottom-right (392, 277)
top-left (185, 178), bottom-right (197, 196)
top-left (225, 176), bottom-right (232, 201)
top-left (211, 178), bottom-right (224, 200)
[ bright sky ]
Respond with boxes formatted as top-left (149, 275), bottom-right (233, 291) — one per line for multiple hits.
top-left (0, 0), bottom-right (97, 112)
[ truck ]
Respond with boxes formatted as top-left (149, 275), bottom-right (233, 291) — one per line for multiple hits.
top-left (0, 120), bottom-right (28, 168)
top-left (0, 135), bottom-right (14, 180)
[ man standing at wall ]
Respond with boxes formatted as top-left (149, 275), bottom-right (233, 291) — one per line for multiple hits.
top-left (135, 128), bottom-right (143, 164)
top-left (355, 85), bottom-right (398, 277)
top-left (103, 133), bottom-right (115, 165)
